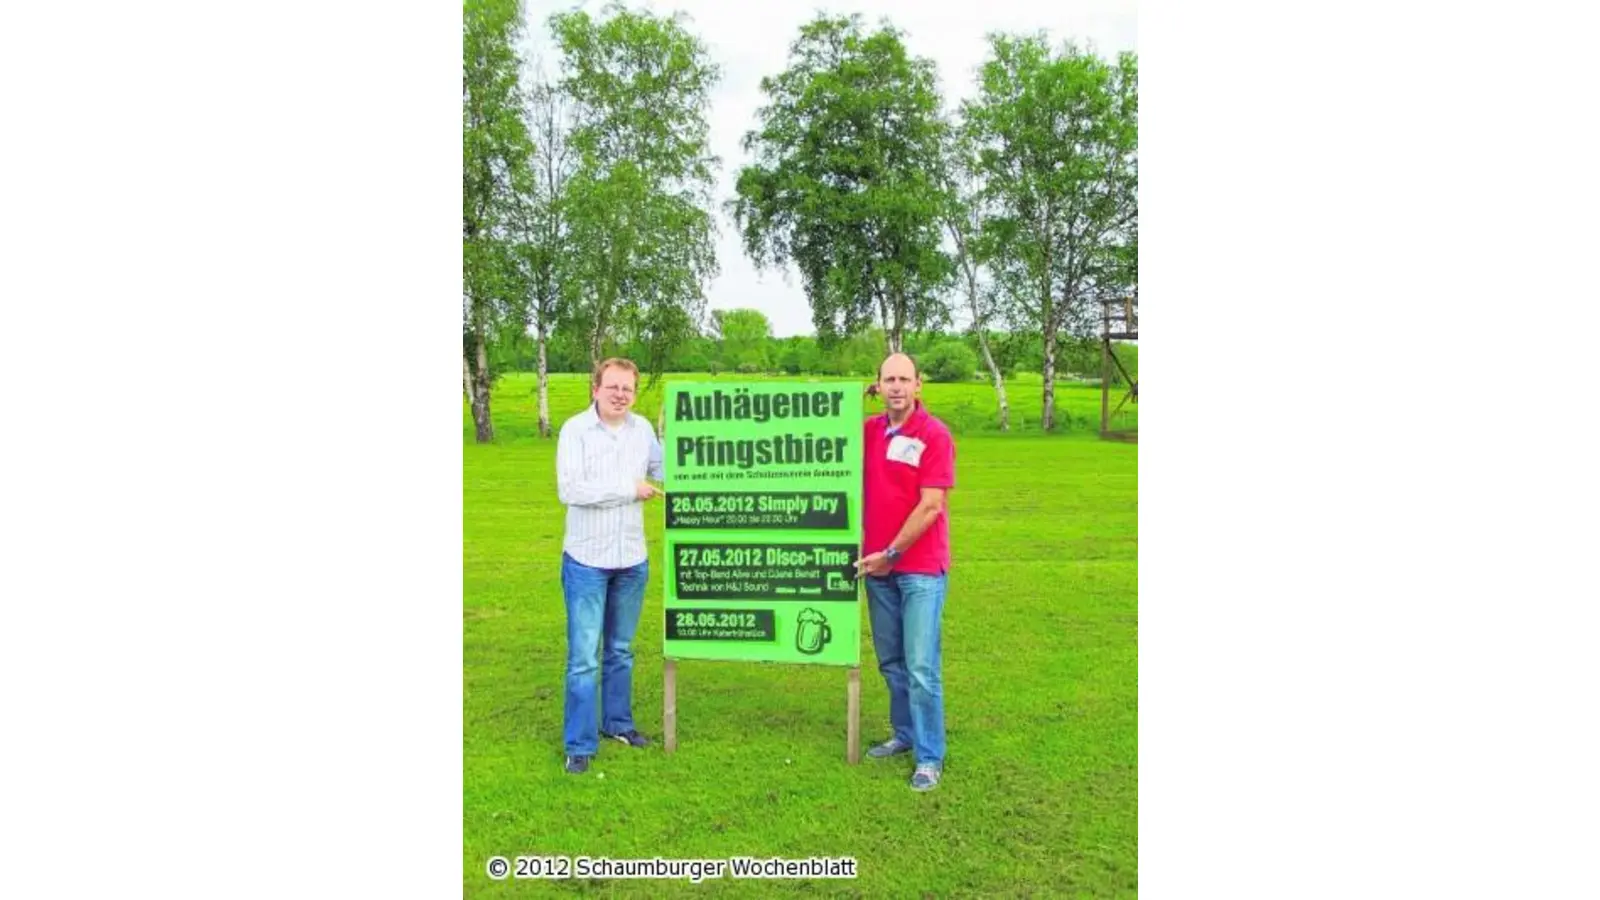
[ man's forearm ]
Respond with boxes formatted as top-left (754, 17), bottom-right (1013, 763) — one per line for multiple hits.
top-left (558, 472), bottom-right (636, 508)
top-left (556, 432), bottom-right (638, 507)
top-left (887, 501), bottom-right (942, 554)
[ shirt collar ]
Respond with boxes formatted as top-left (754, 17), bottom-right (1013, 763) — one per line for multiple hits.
top-left (882, 400), bottom-right (929, 436)
top-left (584, 402), bottom-right (632, 430)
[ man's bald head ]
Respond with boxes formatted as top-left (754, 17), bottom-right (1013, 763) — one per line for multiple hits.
top-left (878, 352), bottom-right (918, 382)
top-left (876, 352), bottom-right (920, 419)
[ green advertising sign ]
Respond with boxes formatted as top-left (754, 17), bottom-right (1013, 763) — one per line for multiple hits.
top-left (662, 381), bottom-right (863, 666)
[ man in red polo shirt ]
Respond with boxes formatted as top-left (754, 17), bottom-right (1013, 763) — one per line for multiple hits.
top-left (855, 352), bottom-right (955, 792)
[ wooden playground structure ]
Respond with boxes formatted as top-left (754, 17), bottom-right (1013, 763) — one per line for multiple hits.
top-left (1100, 296), bottom-right (1138, 442)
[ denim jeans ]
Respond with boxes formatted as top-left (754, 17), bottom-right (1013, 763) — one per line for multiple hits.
top-left (864, 571), bottom-right (948, 766)
top-left (561, 552), bottom-right (648, 756)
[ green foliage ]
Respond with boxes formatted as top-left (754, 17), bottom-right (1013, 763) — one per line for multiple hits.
top-left (844, 327), bottom-right (888, 376)
top-left (963, 38), bottom-right (1138, 330)
top-left (774, 336), bottom-right (817, 375)
top-left (463, 0), bottom-right (538, 439)
top-left (464, 10), bottom-right (1139, 440)
top-left (960, 36), bottom-right (1137, 428)
top-left (710, 308), bottom-right (773, 373)
top-left (666, 334), bottom-right (716, 373)
top-left (965, 328), bottom-right (1040, 377)
top-left (1041, 337), bottom-right (1136, 384)
top-left (504, 325), bottom-right (1137, 384)
top-left (540, 327), bottom-right (593, 373)
top-left (463, 0), bottom-right (533, 255)
top-left (920, 341), bottom-right (980, 383)
top-left (502, 323), bottom-right (1141, 388)
top-left (731, 14), bottom-right (954, 349)
top-left (1054, 335), bottom-right (1101, 379)
top-left (549, 4), bottom-right (721, 380)
top-left (511, 80), bottom-right (579, 395)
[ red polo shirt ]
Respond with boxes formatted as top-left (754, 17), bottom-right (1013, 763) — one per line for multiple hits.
top-left (863, 401), bottom-right (955, 574)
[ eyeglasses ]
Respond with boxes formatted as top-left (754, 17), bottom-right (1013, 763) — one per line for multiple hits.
top-left (600, 384), bottom-right (636, 396)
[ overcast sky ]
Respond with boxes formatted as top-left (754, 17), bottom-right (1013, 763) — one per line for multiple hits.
top-left (518, 0), bottom-right (1138, 337)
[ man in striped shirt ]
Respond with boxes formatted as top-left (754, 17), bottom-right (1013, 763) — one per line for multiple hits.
top-left (555, 357), bottom-right (664, 775)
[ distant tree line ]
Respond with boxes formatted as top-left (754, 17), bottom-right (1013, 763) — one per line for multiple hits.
top-left (489, 307), bottom-right (1136, 386)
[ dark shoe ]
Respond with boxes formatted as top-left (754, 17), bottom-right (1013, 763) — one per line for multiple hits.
top-left (602, 729), bottom-right (652, 748)
top-left (564, 755), bottom-right (591, 774)
top-left (866, 737), bottom-right (912, 759)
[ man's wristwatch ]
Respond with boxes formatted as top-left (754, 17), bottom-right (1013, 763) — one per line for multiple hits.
top-left (883, 547), bottom-right (902, 564)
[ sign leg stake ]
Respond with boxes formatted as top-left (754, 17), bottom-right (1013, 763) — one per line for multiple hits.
top-left (847, 666), bottom-right (861, 765)
top-left (664, 658), bottom-right (678, 754)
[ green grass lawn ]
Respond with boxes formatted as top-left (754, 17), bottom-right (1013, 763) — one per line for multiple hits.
top-left (464, 374), bottom-right (1138, 897)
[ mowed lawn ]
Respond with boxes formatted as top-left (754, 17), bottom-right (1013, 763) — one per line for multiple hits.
top-left (464, 374), bottom-right (1138, 897)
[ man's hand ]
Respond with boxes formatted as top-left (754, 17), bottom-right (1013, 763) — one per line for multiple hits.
top-left (855, 551), bottom-right (892, 578)
top-left (635, 480), bottom-right (661, 501)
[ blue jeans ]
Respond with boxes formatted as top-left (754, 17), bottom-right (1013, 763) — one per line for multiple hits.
top-left (865, 572), bottom-right (948, 766)
top-left (561, 553), bottom-right (648, 756)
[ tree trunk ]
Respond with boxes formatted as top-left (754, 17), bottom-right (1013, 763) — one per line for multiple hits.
top-left (976, 328), bottom-right (1010, 432)
top-left (1100, 328), bottom-right (1111, 434)
top-left (1041, 326), bottom-right (1058, 432)
top-left (471, 331), bottom-right (494, 443)
top-left (589, 287), bottom-right (609, 369)
top-left (1040, 206), bottom-right (1057, 433)
top-left (536, 327), bottom-right (552, 439)
top-left (958, 248), bottom-right (1008, 432)
top-left (889, 285), bottom-right (905, 354)
top-left (875, 287), bottom-right (898, 355)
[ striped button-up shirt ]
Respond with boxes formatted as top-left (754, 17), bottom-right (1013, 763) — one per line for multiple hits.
top-left (556, 403), bottom-right (664, 569)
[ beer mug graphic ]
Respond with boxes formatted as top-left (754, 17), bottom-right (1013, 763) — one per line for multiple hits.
top-left (795, 608), bottom-right (832, 655)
